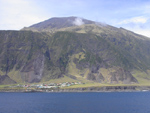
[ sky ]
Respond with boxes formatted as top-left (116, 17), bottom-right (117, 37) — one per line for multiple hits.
top-left (0, 0), bottom-right (150, 37)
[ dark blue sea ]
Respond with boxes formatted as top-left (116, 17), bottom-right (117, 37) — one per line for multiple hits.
top-left (0, 92), bottom-right (150, 113)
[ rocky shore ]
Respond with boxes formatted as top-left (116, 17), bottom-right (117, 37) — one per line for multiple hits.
top-left (0, 86), bottom-right (150, 92)
top-left (58, 86), bottom-right (150, 92)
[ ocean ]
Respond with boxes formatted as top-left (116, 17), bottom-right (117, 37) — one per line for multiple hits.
top-left (0, 92), bottom-right (150, 113)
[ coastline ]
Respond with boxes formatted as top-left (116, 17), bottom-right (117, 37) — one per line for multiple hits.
top-left (0, 86), bottom-right (150, 93)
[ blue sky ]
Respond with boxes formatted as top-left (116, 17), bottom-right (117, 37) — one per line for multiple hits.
top-left (0, 0), bottom-right (150, 37)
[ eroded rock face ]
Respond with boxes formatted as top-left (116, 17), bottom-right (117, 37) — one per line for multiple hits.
top-left (86, 66), bottom-right (137, 84)
top-left (110, 68), bottom-right (137, 84)
top-left (21, 53), bottom-right (45, 83)
top-left (87, 73), bottom-right (96, 81)
top-left (87, 72), bottom-right (105, 83)
top-left (96, 73), bottom-right (105, 83)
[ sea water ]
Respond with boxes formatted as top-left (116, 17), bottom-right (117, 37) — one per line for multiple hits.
top-left (0, 92), bottom-right (150, 113)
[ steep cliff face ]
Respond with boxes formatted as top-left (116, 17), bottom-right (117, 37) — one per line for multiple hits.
top-left (0, 17), bottom-right (150, 85)
top-left (0, 31), bottom-right (48, 83)
top-left (21, 53), bottom-right (45, 83)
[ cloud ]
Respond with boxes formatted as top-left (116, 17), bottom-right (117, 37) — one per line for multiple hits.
top-left (134, 29), bottom-right (150, 38)
top-left (95, 22), bottom-right (107, 27)
top-left (0, 0), bottom-right (48, 30)
top-left (118, 16), bottom-right (148, 25)
top-left (124, 26), bottom-right (150, 38)
top-left (119, 23), bottom-right (150, 37)
top-left (73, 18), bottom-right (84, 26)
top-left (116, 16), bottom-right (150, 37)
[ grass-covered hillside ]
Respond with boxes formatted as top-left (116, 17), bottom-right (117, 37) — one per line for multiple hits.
top-left (0, 17), bottom-right (150, 85)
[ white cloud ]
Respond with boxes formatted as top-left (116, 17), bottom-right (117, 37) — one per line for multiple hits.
top-left (126, 27), bottom-right (150, 38)
top-left (120, 25), bottom-right (150, 37)
top-left (73, 18), bottom-right (84, 26)
top-left (0, 0), bottom-right (48, 30)
top-left (134, 29), bottom-right (150, 38)
top-left (95, 22), bottom-right (107, 27)
top-left (116, 16), bottom-right (150, 37)
top-left (118, 16), bottom-right (148, 24)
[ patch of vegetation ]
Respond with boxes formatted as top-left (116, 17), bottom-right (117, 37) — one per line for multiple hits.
top-left (79, 51), bottom-right (102, 66)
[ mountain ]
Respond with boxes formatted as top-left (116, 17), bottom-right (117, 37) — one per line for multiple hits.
top-left (1, 17), bottom-right (150, 85)
top-left (22, 16), bottom-right (95, 32)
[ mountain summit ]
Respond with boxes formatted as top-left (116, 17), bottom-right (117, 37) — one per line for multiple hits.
top-left (1, 17), bottom-right (150, 85)
top-left (22, 17), bottom-right (96, 32)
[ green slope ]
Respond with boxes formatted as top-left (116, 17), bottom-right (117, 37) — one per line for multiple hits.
top-left (0, 17), bottom-right (150, 85)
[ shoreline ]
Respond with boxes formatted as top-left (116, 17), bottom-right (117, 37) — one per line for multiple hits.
top-left (0, 86), bottom-right (150, 93)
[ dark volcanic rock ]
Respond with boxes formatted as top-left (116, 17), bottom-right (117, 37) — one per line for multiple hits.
top-left (58, 86), bottom-right (138, 92)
